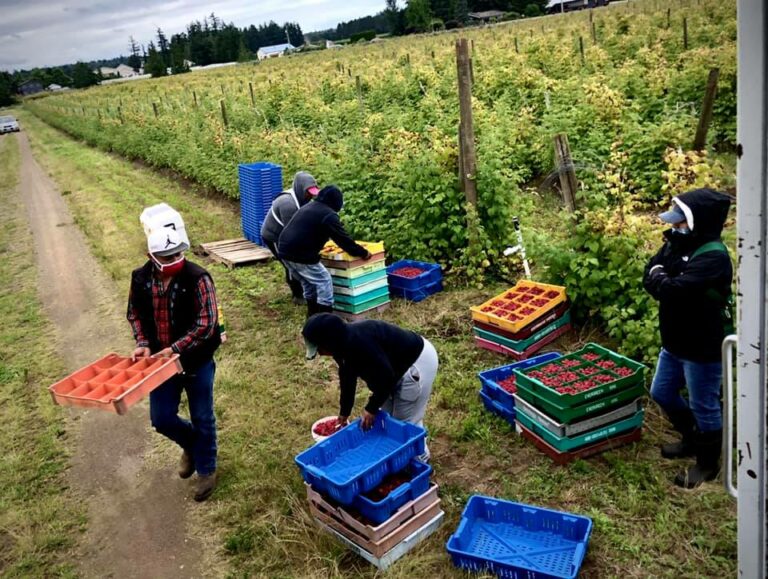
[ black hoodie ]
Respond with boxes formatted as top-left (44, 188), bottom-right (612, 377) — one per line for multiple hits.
top-left (643, 188), bottom-right (733, 362)
top-left (277, 185), bottom-right (368, 265)
top-left (302, 314), bottom-right (425, 417)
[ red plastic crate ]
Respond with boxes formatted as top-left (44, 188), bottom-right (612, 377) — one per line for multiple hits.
top-left (48, 353), bottom-right (182, 415)
top-left (473, 323), bottom-right (571, 360)
top-left (518, 421), bottom-right (642, 465)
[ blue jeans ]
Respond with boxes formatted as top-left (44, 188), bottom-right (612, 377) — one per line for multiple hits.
top-left (283, 260), bottom-right (334, 306)
top-left (150, 359), bottom-right (217, 475)
top-left (650, 348), bottom-right (722, 432)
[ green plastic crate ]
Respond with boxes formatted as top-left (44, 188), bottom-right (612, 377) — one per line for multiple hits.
top-left (472, 310), bottom-right (571, 352)
top-left (516, 406), bottom-right (645, 452)
top-left (332, 269), bottom-right (388, 288)
top-left (513, 343), bottom-right (645, 409)
top-left (515, 380), bottom-right (646, 424)
top-left (334, 293), bottom-right (391, 314)
top-left (333, 285), bottom-right (390, 305)
top-left (326, 260), bottom-right (386, 279)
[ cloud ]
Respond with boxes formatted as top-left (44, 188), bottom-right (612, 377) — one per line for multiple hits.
top-left (1, 0), bottom-right (385, 71)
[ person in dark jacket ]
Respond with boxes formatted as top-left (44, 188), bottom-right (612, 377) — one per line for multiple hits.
top-left (278, 185), bottom-right (370, 317)
top-left (261, 171), bottom-right (320, 303)
top-left (643, 188), bottom-right (733, 489)
top-left (127, 226), bottom-right (222, 502)
top-left (302, 313), bottom-right (438, 460)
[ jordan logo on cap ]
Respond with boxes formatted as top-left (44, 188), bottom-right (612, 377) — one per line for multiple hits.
top-left (165, 234), bottom-right (174, 248)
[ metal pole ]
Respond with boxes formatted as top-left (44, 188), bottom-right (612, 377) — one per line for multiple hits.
top-left (735, 0), bottom-right (767, 576)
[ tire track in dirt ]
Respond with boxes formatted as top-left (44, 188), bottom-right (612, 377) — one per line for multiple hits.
top-left (16, 132), bottom-right (203, 578)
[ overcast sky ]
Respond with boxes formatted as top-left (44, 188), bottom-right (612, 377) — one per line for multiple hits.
top-left (0, 0), bottom-right (387, 71)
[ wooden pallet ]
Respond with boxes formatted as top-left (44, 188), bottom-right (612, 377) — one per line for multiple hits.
top-left (199, 238), bottom-right (273, 268)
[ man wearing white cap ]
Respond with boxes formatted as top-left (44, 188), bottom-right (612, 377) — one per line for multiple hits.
top-left (127, 225), bottom-right (222, 501)
top-left (643, 188), bottom-right (733, 489)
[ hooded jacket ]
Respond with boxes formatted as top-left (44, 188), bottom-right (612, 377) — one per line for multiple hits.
top-left (302, 314), bottom-right (425, 416)
top-left (643, 188), bottom-right (733, 363)
top-left (277, 185), bottom-right (368, 264)
top-left (261, 172), bottom-right (317, 244)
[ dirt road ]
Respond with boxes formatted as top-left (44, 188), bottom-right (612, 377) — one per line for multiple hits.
top-left (16, 132), bottom-right (204, 578)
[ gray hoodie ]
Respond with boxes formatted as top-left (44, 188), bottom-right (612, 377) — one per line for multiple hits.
top-left (261, 171), bottom-right (318, 243)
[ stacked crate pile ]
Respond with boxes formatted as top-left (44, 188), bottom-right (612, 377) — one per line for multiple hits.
top-left (320, 241), bottom-right (390, 319)
top-left (386, 260), bottom-right (443, 302)
top-left (512, 343), bottom-right (646, 464)
top-left (237, 162), bottom-right (282, 246)
top-left (470, 281), bottom-right (571, 360)
top-left (295, 414), bottom-right (444, 570)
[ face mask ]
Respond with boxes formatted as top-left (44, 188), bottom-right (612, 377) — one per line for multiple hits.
top-left (151, 254), bottom-right (185, 276)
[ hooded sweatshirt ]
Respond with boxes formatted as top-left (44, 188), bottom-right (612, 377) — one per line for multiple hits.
top-left (277, 185), bottom-right (368, 264)
top-left (302, 314), bottom-right (425, 417)
top-left (643, 188), bottom-right (733, 362)
top-left (261, 172), bottom-right (317, 244)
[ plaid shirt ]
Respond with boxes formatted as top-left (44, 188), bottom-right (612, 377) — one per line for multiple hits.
top-left (127, 271), bottom-right (218, 354)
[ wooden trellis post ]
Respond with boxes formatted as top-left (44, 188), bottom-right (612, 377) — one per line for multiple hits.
top-left (456, 39), bottom-right (477, 206)
top-left (554, 134), bottom-right (577, 212)
top-left (683, 17), bottom-right (689, 49)
top-left (693, 68), bottom-right (720, 151)
top-left (220, 100), bottom-right (228, 127)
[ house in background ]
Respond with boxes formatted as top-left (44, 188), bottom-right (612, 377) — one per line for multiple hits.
top-left (546, 0), bottom-right (609, 13)
top-left (115, 64), bottom-right (141, 77)
top-left (99, 67), bottom-right (119, 78)
top-left (468, 10), bottom-right (506, 23)
top-left (18, 79), bottom-right (44, 96)
top-left (256, 43), bottom-right (295, 60)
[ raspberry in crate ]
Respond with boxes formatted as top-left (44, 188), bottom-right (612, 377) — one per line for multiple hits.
top-left (497, 376), bottom-right (517, 394)
top-left (541, 363), bottom-right (562, 375)
top-left (528, 287), bottom-right (545, 296)
top-left (530, 298), bottom-right (549, 307)
top-left (519, 294), bottom-right (533, 303)
top-left (544, 290), bottom-right (560, 299)
top-left (571, 379), bottom-right (597, 391)
top-left (592, 374), bottom-right (615, 384)
top-left (582, 353), bottom-right (600, 362)
top-left (580, 366), bottom-right (600, 376)
top-left (491, 300), bottom-right (506, 307)
top-left (597, 360), bottom-right (617, 370)
top-left (561, 359), bottom-right (580, 368)
top-left (390, 266), bottom-right (425, 278)
top-left (520, 307), bottom-right (535, 316)
top-left (614, 367), bottom-right (636, 377)
top-left (363, 470), bottom-right (413, 502)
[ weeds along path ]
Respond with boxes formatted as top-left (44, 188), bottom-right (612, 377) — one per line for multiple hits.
top-left (16, 131), bottom-right (205, 578)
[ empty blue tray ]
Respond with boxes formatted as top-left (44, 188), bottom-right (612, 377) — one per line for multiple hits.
top-left (295, 413), bottom-right (426, 505)
top-left (446, 495), bottom-right (593, 579)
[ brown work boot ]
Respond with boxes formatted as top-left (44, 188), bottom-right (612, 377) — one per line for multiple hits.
top-left (178, 450), bottom-right (194, 479)
top-left (194, 472), bottom-right (217, 502)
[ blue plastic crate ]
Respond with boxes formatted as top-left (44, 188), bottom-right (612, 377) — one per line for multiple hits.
top-left (351, 458), bottom-right (432, 525)
top-left (389, 279), bottom-right (443, 302)
top-left (478, 352), bottom-right (562, 414)
top-left (387, 259), bottom-right (442, 291)
top-left (479, 390), bottom-right (516, 425)
top-left (446, 495), bottom-right (593, 579)
top-left (294, 413), bottom-right (426, 505)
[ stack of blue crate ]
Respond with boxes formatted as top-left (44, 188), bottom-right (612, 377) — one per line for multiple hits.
top-left (238, 162), bottom-right (283, 246)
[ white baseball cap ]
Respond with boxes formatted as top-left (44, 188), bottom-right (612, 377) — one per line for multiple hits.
top-left (147, 227), bottom-right (190, 257)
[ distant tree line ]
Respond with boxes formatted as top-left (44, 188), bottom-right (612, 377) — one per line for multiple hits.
top-left (142, 14), bottom-right (305, 77)
top-left (2, 0), bottom-right (548, 98)
top-left (307, 0), bottom-right (546, 41)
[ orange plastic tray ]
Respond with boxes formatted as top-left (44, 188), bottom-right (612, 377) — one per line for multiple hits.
top-left (320, 240), bottom-right (385, 262)
top-left (470, 281), bottom-right (567, 334)
top-left (48, 353), bottom-right (182, 415)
